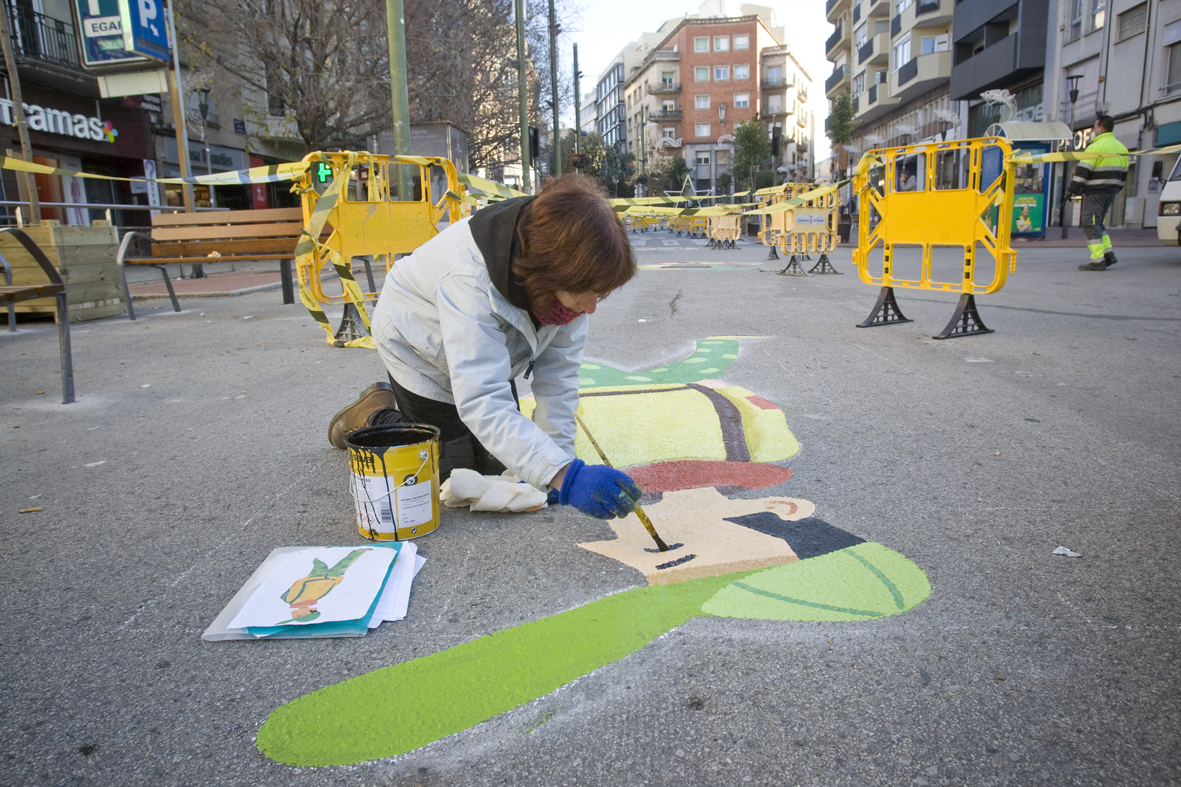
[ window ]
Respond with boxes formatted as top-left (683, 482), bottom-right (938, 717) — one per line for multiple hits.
top-left (768, 94), bottom-right (782, 113)
top-left (1116, 4), bottom-right (1147, 41)
top-left (1089, 0), bottom-right (1105, 31)
top-left (694, 36), bottom-right (709, 52)
top-left (714, 36), bottom-right (729, 51)
top-left (696, 122), bottom-right (711, 138)
top-left (735, 64), bottom-right (749, 79)
top-left (892, 38), bottom-right (911, 71)
top-left (767, 66), bottom-right (782, 85)
top-left (1069, 0), bottom-right (1083, 40)
top-left (896, 0), bottom-right (912, 12)
top-left (853, 72), bottom-right (866, 95)
top-left (1169, 40), bottom-right (1181, 93)
top-left (663, 127), bottom-right (675, 139)
top-left (695, 94), bottom-right (711, 109)
top-left (695, 66), bottom-right (710, 82)
top-left (715, 65), bottom-right (730, 80)
top-left (734, 34), bottom-right (749, 50)
top-left (662, 100), bottom-right (676, 114)
top-left (661, 71), bottom-right (675, 88)
top-left (696, 151), bottom-right (711, 165)
top-left (734, 92), bottom-right (750, 108)
top-left (876, 69), bottom-right (887, 83)
top-left (920, 35), bottom-right (947, 54)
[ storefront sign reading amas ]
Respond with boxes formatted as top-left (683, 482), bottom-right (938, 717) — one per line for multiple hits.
top-left (0, 99), bottom-right (117, 143)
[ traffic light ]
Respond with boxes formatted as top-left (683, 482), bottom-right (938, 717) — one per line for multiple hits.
top-left (529, 127), bottom-right (540, 161)
top-left (771, 127), bottom-right (782, 158)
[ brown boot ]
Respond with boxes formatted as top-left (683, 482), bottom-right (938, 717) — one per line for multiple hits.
top-left (328, 382), bottom-right (399, 449)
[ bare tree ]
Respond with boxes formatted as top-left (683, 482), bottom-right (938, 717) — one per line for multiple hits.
top-left (179, 0), bottom-right (393, 151)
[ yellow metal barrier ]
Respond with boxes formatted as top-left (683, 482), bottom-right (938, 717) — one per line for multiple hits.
top-left (757, 183), bottom-right (842, 274)
top-left (852, 137), bottom-right (1017, 339)
top-left (296, 151), bottom-right (463, 308)
top-left (706, 213), bottom-right (742, 249)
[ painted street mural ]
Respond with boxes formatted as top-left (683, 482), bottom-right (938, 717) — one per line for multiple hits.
top-left (255, 337), bottom-right (931, 766)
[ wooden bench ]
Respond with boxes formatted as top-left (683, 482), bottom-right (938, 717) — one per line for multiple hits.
top-left (1, 228), bottom-right (75, 403)
top-left (116, 208), bottom-right (300, 319)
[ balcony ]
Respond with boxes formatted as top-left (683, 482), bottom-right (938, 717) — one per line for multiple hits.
top-left (853, 3), bottom-right (862, 23)
top-left (853, 94), bottom-right (860, 113)
top-left (827, 0), bottom-right (851, 22)
top-left (647, 83), bottom-right (681, 95)
top-left (866, 0), bottom-right (890, 16)
top-left (653, 50), bottom-right (680, 61)
top-left (651, 109), bottom-right (683, 121)
top-left (6, 6), bottom-right (98, 95)
top-left (952, 0), bottom-right (1019, 44)
top-left (798, 85), bottom-right (808, 102)
top-left (826, 24), bottom-right (848, 58)
top-left (890, 49), bottom-right (951, 104)
top-left (858, 37), bottom-right (873, 64)
top-left (898, 0), bottom-right (953, 29)
top-left (855, 81), bottom-right (900, 123)
top-left (825, 64), bottom-right (848, 98)
top-left (949, 31), bottom-right (1043, 100)
top-left (891, 13), bottom-right (901, 37)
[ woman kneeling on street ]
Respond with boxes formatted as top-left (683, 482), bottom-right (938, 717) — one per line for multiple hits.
top-left (328, 174), bottom-right (642, 520)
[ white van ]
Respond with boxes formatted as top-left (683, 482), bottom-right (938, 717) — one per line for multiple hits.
top-left (1158, 157), bottom-right (1181, 245)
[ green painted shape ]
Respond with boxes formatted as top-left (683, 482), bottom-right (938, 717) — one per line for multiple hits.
top-left (701, 543), bottom-right (931, 622)
top-left (257, 570), bottom-right (757, 767)
top-left (258, 543), bottom-right (932, 766)
top-left (579, 339), bottom-right (740, 388)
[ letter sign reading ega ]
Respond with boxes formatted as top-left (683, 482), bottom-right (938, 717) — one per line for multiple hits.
top-left (73, 0), bottom-right (150, 69)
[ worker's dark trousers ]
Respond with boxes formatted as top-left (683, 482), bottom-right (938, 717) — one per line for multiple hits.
top-left (367, 376), bottom-right (518, 480)
top-left (1080, 192), bottom-right (1117, 241)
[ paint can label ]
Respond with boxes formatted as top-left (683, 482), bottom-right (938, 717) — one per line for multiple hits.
top-left (350, 472), bottom-right (434, 536)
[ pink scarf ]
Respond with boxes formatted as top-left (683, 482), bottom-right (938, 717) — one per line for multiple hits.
top-left (532, 298), bottom-right (582, 326)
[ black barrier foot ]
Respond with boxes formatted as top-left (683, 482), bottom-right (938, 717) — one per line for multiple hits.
top-left (334, 302), bottom-right (371, 345)
top-left (766, 246), bottom-right (779, 260)
top-left (932, 293), bottom-right (994, 339)
top-left (777, 255), bottom-right (810, 276)
top-left (807, 254), bottom-right (842, 274)
top-left (856, 286), bottom-right (912, 327)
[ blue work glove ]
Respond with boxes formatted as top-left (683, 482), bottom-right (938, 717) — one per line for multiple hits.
top-left (556, 459), bottom-right (642, 519)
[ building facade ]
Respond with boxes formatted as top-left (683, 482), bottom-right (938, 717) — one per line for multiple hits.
top-left (1043, 0), bottom-right (1181, 227)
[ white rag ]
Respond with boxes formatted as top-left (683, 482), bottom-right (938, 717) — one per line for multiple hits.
top-left (440, 469), bottom-right (549, 513)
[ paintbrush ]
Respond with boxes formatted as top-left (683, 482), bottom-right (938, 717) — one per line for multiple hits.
top-left (573, 411), bottom-right (671, 552)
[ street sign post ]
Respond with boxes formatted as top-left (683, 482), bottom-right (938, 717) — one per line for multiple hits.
top-left (119, 0), bottom-right (170, 61)
top-left (73, 0), bottom-right (151, 69)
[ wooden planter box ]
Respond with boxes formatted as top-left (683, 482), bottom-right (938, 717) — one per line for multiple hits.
top-left (2, 222), bottom-right (123, 322)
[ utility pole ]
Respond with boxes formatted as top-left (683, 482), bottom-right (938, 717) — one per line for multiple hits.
top-left (573, 44), bottom-right (581, 155)
top-left (548, 0), bottom-right (560, 177)
top-left (638, 104), bottom-right (646, 197)
top-left (165, 2), bottom-right (194, 212)
top-left (515, 0), bottom-right (531, 193)
top-left (386, 0), bottom-right (413, 200)
top-left (0, 4), bottom-right (40, 224)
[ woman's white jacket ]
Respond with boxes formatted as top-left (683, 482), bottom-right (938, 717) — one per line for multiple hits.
top-left (371, 198), bottom-right (583, 490)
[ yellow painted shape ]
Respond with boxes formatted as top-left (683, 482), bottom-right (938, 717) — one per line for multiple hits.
top-left (574, 390), bottom-right (726, 469)
top-left (578, 488), bottom-right (816, 585)
top-left (714, 384), bottom-right (800, 462)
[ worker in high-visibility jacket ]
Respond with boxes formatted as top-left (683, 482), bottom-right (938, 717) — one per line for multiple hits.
top-left (1068, 115), bottom-right (1129, 271)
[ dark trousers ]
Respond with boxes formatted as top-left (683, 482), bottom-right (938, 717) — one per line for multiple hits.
top-left (1080, 192), bottom-right (1117, 242)
top-left (369, 376), bottom-right (518, 480)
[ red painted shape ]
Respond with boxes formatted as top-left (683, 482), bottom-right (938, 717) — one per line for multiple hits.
top-left (746, 395), bottom-right (779, 410)
top-left (629, 461), bottom-right (792, 494)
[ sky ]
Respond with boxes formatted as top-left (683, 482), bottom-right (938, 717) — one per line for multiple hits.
top-left (556, 0), bottom-right (833, 134)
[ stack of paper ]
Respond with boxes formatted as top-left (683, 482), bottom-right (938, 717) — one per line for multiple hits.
top-left (202, 543), bottom-right (426, 641)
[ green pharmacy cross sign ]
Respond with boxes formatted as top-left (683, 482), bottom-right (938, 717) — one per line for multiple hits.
top-left (315, 162), bottom-right (334, 184)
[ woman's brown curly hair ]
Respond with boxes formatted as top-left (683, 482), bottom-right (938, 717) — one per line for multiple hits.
top-left (513, 174), bottom-right (635, 309)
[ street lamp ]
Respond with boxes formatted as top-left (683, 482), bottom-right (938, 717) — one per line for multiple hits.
top-left (198, 88), bottom-right (213, 203)
top-left (1060, 74), bottom-right (1083, 239)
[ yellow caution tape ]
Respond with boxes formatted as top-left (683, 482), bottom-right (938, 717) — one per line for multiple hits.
top-left (743, 181), bottom-right (847, 216)
top-left (458, 172), bottom-right (526, 199)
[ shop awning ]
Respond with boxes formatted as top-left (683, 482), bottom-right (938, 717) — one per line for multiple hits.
top-left (987, 121), bottom-right (1074, 142)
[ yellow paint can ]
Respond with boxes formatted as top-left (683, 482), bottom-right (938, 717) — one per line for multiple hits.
top-left (345, 424), bottom-right (441, 541)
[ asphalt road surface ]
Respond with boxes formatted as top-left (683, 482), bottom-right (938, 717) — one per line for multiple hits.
top-left (2, 238), bottom-right (1179, 786)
